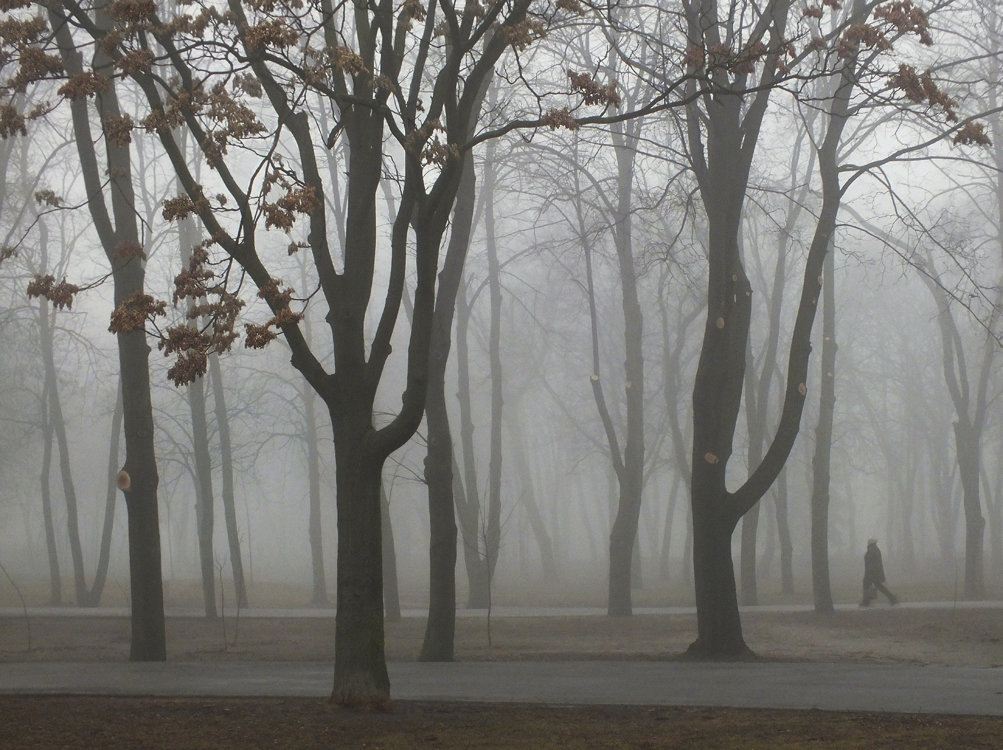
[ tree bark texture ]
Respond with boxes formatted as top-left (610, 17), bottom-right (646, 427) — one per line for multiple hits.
top-left (330, 409), bottom-right (389, 705)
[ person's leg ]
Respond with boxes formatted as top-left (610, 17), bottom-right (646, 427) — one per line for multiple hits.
top-left (876, 582), bottom-right (897, 605)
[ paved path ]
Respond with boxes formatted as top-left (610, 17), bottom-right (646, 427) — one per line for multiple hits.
top-left (3, 603), bottom-right (1002, 716)
top-left (2, 661), bottom-right (1002, 716)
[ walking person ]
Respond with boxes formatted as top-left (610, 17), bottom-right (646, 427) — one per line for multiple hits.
top-left (860, 538), bottom-right (898, 606)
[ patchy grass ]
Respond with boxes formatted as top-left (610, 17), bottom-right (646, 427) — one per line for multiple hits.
top-left (3, 607), bottom-right (1002, 667)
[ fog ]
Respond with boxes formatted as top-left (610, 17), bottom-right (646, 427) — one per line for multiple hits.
top-left (1, 152), bottom-right (999, 612)
top-left (2, 0), bottom-right (1002, 634)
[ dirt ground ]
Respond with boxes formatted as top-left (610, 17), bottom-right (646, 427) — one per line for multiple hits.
top-left (2, 605), bottom-right (1002, 747)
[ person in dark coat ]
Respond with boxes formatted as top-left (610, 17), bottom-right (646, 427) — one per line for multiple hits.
top-left (860, 538), bottom-right (898, 606)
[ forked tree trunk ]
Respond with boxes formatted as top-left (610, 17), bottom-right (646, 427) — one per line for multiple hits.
top-left (420, 153), bottom-right (476, 661)
top-left (37, 221), bottom-right (88, 606)
top-left (688, 498), bottom-right (748, 657)
top-left (43, 311), bottom-right (88, 606)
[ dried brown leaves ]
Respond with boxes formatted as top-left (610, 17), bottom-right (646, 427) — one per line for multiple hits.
top-left (27, 274), bottom-right (81, 310)
top-left (567, 70), bottom-right (620, 108)
top-left (244, 279), bottom-right (302, 349)
top-left (108, 292), bottom-right (167, 333)
top-left (263, 184), bottom-right (319, 231)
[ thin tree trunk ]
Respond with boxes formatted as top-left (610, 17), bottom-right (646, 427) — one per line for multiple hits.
top-left (381, 484), bottom-right (401, 622)
top-left (52, 2), bottom-right (166, 658)
top-left (209, 353), bottom-right (248, 608)
top-left (187, 372), bottom-right (217, 618)
top-left (39, 378), bottom-right (61, 606)
top-left (775, 470), bottom-right (794, 595)
top-left (955, 423), bottom-right (986, 599)
top-left (455, 282), bottom-right (489, 608)
top-left (659, 473), bottom-right (682, 580)
top-left (810, 247), bottom-right (836, 614)
top-left (483, 139), bottom-right (504, 587)
top-left (84, 382), bottom-right (123, 608)
top-left (303, 382), bottom-right (328, 605)
top-left (506, 415), bottom-right (558, 579)
top-left (37, 221), bottom-right (88, 606)
top-left (607, 121), bottom-right (646, 617)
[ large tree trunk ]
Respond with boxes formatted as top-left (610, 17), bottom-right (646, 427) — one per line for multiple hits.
top-left (119, 320), bottom-right (167, 661)
top-left (330, 409), bottom-right (390, 706)
top-left (688, 496), bottom-right (748, 657)
top-left (687, 106), bottom-right (755, 654)
top-left (683, 0), bottom-right (857, 654)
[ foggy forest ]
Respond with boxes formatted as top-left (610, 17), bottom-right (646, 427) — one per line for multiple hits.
top-left (0, 0), bottom-right (1002, 707)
